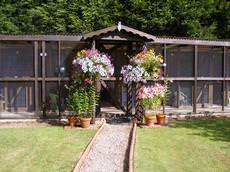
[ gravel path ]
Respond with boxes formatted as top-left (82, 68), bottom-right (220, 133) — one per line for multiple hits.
top-left (79, 123), bottom-right (132, 172)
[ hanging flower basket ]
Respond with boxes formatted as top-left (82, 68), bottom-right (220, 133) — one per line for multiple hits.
top-left (130, 49), bottom-right (166, 80)
top-left (72, 49), bottom-right (114, 84)
top-left (120, 64), bottom-right (149, 84)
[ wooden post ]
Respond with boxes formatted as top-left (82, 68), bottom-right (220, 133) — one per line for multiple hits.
top-left (92, 39), bottom-right (97, 124)
top-left (163, 43), bottom-right (167, 114)
top-left (135, 82), bottom-right (143, 122)
top-left (58, 41), bottom-right (62, 119)
top-left (208, 83), bottom-right (213, 106)
top-left (126, 82), bottom-right (132, 116)
top-left (222, 46), bottom-right (226, 111)
top-left (193, 45), bottom-right (198, 113)
top-left (94, 77), bottom-right (101, 123)
top-left (177, 82), bottom-right (180, 108)
top-left (42, 41), bottom-right (46, 103)
top-left (34, 41), bottom-right (39, 112)
top-left (41, 41), bottom-right (46, 117)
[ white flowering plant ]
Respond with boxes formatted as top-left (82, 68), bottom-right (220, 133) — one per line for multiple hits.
top-left (130, 49), bottom-right (166, 80)
top-left (72, 49), bottom-right (114, 86)
top-left (121, 49), bottom-right (167, 84)
top-left (121, 65), bottom-right (149, 84)
top-left (66, 49), bottom-right (114, 117)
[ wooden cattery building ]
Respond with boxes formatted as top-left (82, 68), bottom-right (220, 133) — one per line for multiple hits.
top-left (0, 24), bottom-right (229, 118)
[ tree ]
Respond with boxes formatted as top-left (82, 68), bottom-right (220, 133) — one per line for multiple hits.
top-left (0, 0), bottom-right (229, 39)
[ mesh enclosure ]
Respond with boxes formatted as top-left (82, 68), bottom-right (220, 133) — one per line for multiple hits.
top-left (0, 41), bottom-right (34, 77)
top-left (0, 82), bottom-right (35, 112)
top-left (198, 46), bottom-right (223, 77)
top-left (166, 45), bottom-right (194, 77)
top-left (196, 81), bottom-right (222, 112)
top-left (226, 47), bottom-right (230, 77)
top-left (45, 82), bottom-right (67, 112)
top-left (45, 42), bottom-right (58, 77)
top-left (60, 42), bottom-right (88, 77)
top-left (225, 81), bottom-right (230, 107)
top-left (166, 81), bottom-right (193, 107)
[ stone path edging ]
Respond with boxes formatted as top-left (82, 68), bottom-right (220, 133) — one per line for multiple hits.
top-left (128, 121), bottom-right (137, 172)
top-left (72, 118), bottom-right (106, 172)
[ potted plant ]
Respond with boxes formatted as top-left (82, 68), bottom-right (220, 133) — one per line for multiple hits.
top-left (66, 87), bottom-right (83, 127)
top-left (138, 84), bottom-right (166, 126)
top-left (68, 49), bottom-right (114, 128)
top-left (79, 86), bottom-right (98, 128)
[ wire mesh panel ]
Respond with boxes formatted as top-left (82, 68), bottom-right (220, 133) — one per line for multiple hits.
top-left (0, 82), bottom-right (5, 112)
top-left (224, 81), bottom-right (230, 112)
top-left (45, 42), bottom-right (58, 77)
top-left (45, 81), bottom-right (67, 112)
top-left (166, 81), bottom-right (193, 106)
top-left (0, 41), bottom-right (34, 77)
top-left (226, 47), bottom-right (230, 77)
top-left (45, 82), bottom-right (58, 112)
top-left (166, 45), bottom-right (194, 77)
top-left (197, 81), bottom-right (222, 113)
top-left (147, 44), bottom-right (163, 54)
top-left (60, 42), bottom-right (88, 77)
top-left (3, 82), bottom-right (34, 112)
top-left (198, 46), bottom-right (223, 77)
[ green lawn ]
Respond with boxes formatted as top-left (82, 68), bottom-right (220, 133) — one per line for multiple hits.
top-left (0, 126), bottom-right (96, 172)
top-left (134, 118), bottom-right (230, 172)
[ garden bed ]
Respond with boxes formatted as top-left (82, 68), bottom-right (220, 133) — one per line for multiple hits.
top-left (134, 118), bottom-right (230, 172)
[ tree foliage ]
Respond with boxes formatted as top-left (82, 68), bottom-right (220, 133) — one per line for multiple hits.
top-left (0, 0), bottom-right (229, 38)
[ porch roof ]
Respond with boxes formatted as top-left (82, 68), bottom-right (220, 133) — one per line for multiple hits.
top-left (82, 24), bottom-right (156, 41)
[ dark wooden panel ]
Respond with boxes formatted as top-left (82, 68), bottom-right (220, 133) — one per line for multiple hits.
top-left (193, 45), bottom-right (198, 113)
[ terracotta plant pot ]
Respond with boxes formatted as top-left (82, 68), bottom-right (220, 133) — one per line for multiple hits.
top-left (156, 114), bottom-right (166, 125)
top-left (67, 116), bottom-right (77, 127)
top-left (80, 117), bottom-right (92, 128)
top-left (145, 115), bottom-right (156, 126)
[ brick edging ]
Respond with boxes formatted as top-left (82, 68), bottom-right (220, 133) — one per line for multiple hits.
top-left (128, 121), bottom-right (137, 172)
top-left (72, 118), bottom-right (106, 172)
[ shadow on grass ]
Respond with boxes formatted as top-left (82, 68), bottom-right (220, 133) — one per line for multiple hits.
top-left (170, 117), bottom-right (230, 142)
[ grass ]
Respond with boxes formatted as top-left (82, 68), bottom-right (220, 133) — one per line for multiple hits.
top-left (134, 118), bottom-right (230, 172)
top-left (0, 126), bottom-right (96, 172)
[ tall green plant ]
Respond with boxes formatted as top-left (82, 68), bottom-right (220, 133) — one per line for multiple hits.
top-left (66, 85), bottom-right (98, 117)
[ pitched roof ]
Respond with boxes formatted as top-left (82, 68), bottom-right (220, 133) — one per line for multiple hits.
top-left (82, 24), bottom-right (156, 41)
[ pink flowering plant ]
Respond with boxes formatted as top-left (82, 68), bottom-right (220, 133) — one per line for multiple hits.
top-left (138, 83), bottom-right (167, 110)
top-left (66, 49), bottom-right (114, 117)
top-left (72, 49), bottom-right (114, 84)
top-left (130, 49), bottom-right (166, 80)
top-left (121, 49), bottom-right (166, 84)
